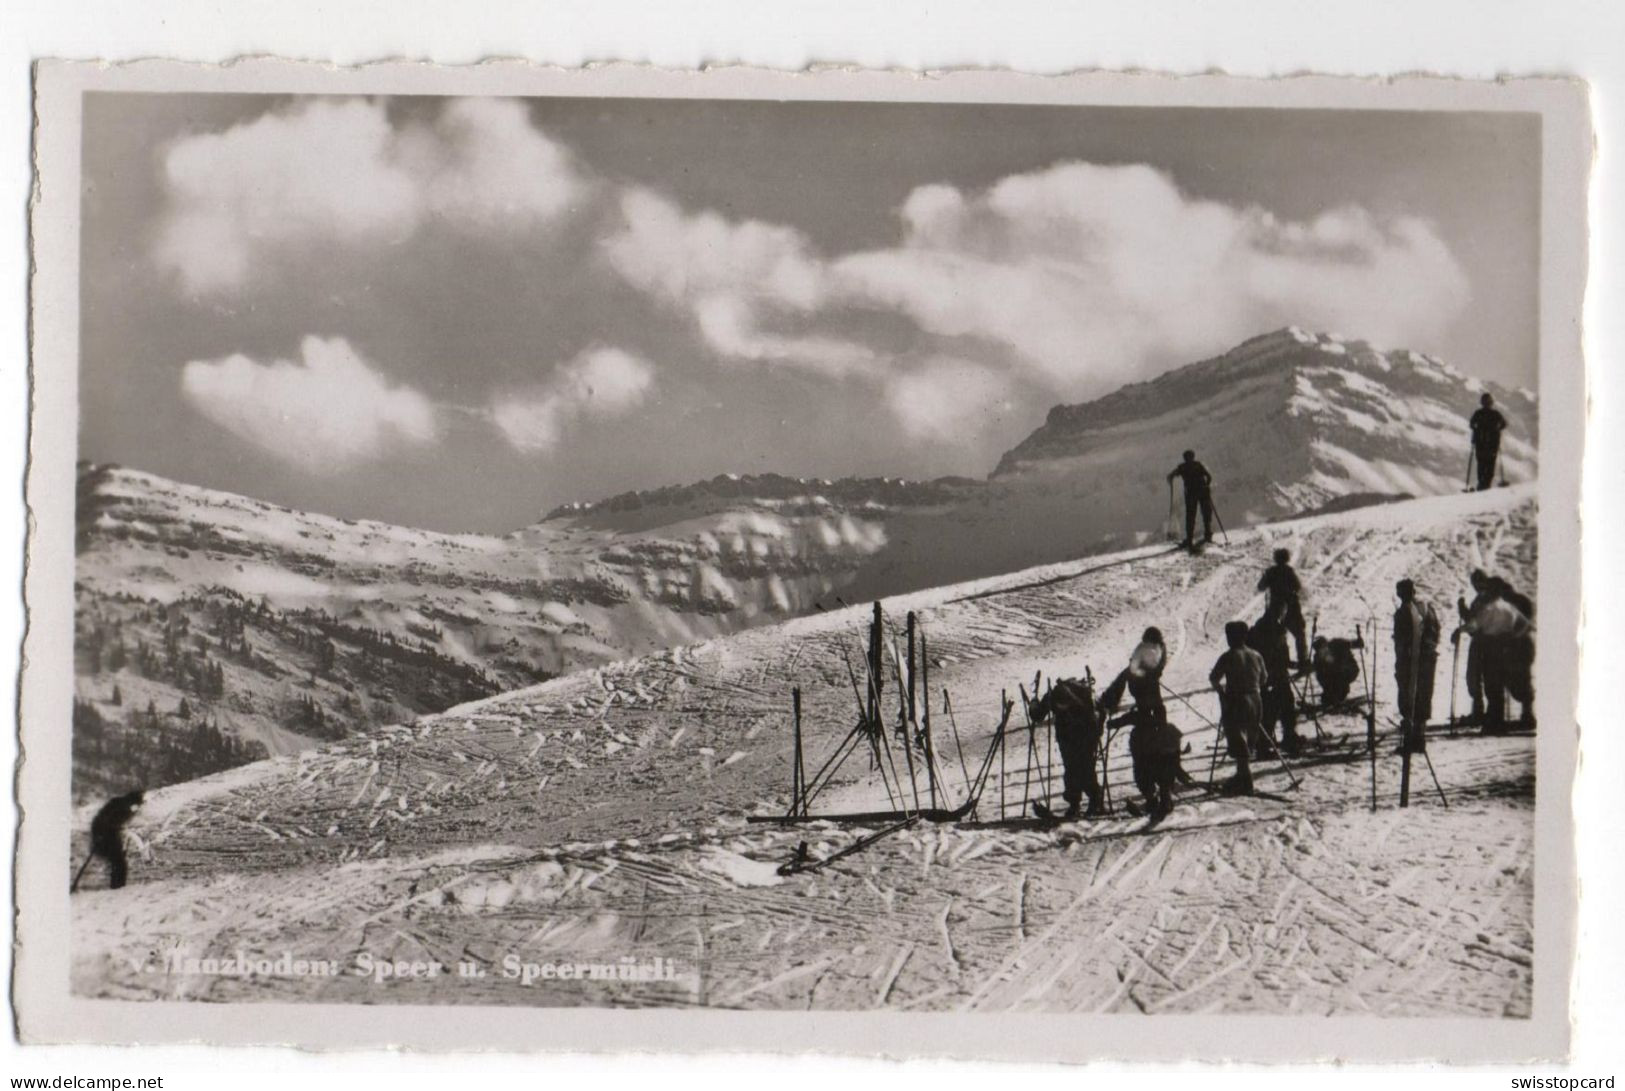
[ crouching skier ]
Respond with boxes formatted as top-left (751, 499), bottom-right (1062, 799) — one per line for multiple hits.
top-left (1310, 634), bottom-right (1362, 707)
top-left (1209, 622), bottom-right (1267, 796)
top-left (1026, 678), bottom-right (1105, 819)
top-left (1128, 714), bottom-right (1184, 818)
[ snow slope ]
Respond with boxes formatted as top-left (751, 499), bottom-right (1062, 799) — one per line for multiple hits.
top-left (72, 464), bottom-right (973, 795)
top-left (71, 327), bottom-right (1533, 796)
top-left (72, 485), bottom-right (1538, 1016)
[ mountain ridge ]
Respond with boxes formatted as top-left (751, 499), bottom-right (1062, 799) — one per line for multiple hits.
top-left (71, 326), bottom-right (1537, 800)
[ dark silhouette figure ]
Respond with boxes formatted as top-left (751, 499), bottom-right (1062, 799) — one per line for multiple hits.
top-left (1469, 393), bottom-right (1508, 491)
top-left (1166, 450), bottom-right (1215, 548)
top-left (1258, 547), bottom-right (1310, 668)
top-left (1209, 621), bottom-right (1267, 796)
top-left (1310, 635), bottom-right (1361, 707)
top-left (1028, 679), bottom-right (1105, 819)
top-left (84, 789), bottom-right (144, 891)
top-left (1392, 580), bottom-right (1442, 754)
top-left (1127, 715), bottom-right (1184, 818)
top-left (1246, 613), bottom-right (1302, 757)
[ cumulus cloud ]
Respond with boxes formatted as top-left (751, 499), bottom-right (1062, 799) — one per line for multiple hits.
top-left (181, 337), bottom-right (438, 472)
top-left (605, 162), bottom-right (1472, 415)
top-left (155, 98), bottom-right (585, 292)
top-left (602, 188), bottom-right (879, 377)
top-left (885, 359), bottom-right (1012, 443)
top-left (491, 346), bottom-right (656, 453)
top-left (834, 163), bottom-right (1471, 392)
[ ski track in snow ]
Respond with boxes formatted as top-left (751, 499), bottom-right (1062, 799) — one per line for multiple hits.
top-left (72, 488), bottom-right (1537, 1015)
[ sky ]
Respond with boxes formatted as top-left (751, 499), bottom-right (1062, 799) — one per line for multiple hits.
top-left (78, 93), bottom-right (1541, 532)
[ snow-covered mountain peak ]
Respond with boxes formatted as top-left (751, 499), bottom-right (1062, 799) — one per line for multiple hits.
top-left (993, 328), bottom-right (1537, 521)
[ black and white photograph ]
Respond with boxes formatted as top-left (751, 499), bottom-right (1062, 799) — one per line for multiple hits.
top-left (16, 62), bottom-right (1588, 1060)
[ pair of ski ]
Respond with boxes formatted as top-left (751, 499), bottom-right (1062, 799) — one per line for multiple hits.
top-left (1028, 782), bottom-right (1291, 829)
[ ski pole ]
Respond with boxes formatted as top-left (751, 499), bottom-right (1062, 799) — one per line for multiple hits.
top-left (1206, 711), bottom-right (1226, 787)
top-left (1160, 680), bottom-right (1225, 785)
top-left (943, 689), bottom-right (973, 803)
top-left (1448, 633), bottom-right (1462, 738)
top-left (1420, 747), bottom-right (1449, 808)
top-left (1464, 448), bottom-right (1475, 491)
top-left (1367, 623), bottom-right (1379, 811)
top-left (1100, 725), bottom-right (1115, 815)
top-left (1210, 496), bottom-right (1231, 545)
top-left (1250, 694), bottom-right (1302, 790)
top-left (69, 853), bottom-right (94, 893)
top-left (1017, 683), bottom-right (1040, 814)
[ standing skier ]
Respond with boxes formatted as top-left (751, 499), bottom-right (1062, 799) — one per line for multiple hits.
top-left (1098, 628), bottom-right (1185, 816)
top-left (1455, 569), bottom-right (1534, 726)
top-left (1456, 570), bottom-right (1495, 725)
top-left (1098, 626), bottom-right (1169, 728)
top-left (1454, 585), bottom-right (1534, 734)
top-left (1392, 579), bottom-right (1442, 755)
top-left (1258, 547), bottom-right (1311, 669)
top-left (1469, 393), bottom-right (1508, 491)
top-left (1026, 679), bottom-right (1105, 819)
top-left (1209, 621), bottom-right (1268, 796)
top-left (1246, 613), bottom-right (1302, 757)
top-left (1166, 450), bottom-right (1215, 549)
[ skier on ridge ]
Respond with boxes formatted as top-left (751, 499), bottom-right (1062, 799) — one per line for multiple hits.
top-left (1469, 392), bottom-right (1508, 491)
top-left (1166, 450), bottom-right (1215, 550)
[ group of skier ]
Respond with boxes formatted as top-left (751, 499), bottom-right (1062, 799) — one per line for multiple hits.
top-left (76, 394), bottom-right (1533, 887)
top-left (1031, 544), bottom-right (1536, 823)
top-left (1032, 392), bottom-right (1531, 821)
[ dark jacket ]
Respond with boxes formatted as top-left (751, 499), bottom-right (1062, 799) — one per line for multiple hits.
top-left (90, 790), bottom-right (143, 853)
top-left (1167, 460), bottom-right (1212, 496)
top-left (1312, 639), bottom-right (1360, 684)
top-left (1246, 617), bottom-right (1293, 688)
top-left (1470, 406), bottom-right (1507, 448)
top-left (1394, 599), bottom-right (1442, 662)
top-left (1258, 563), bottom-right (1303, 610)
